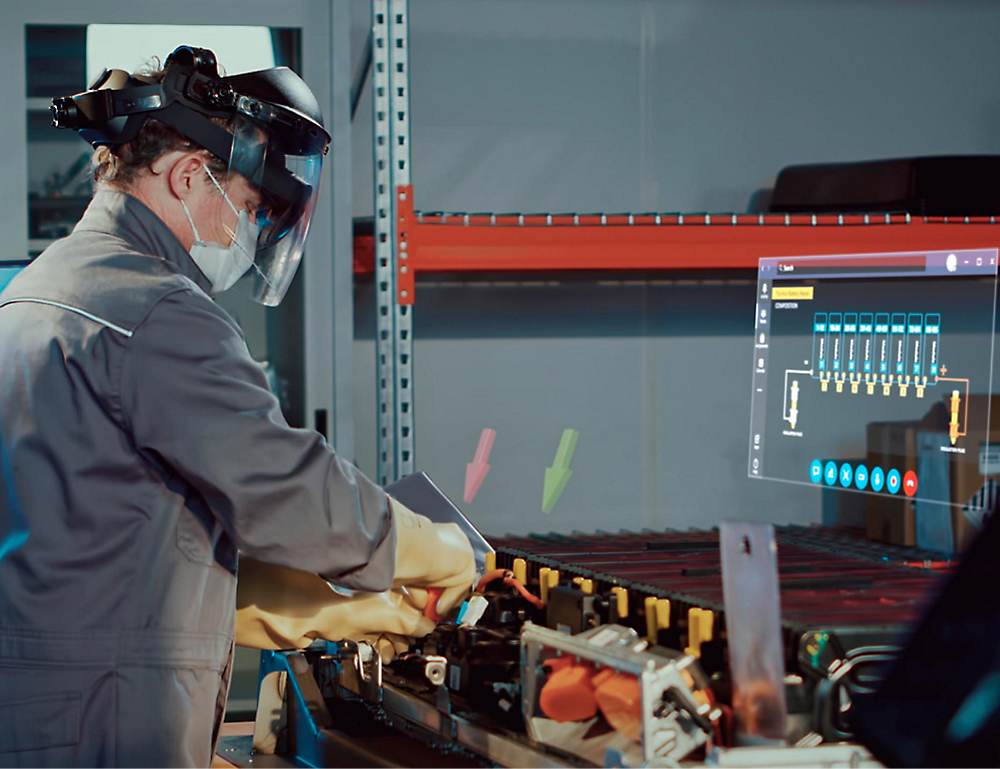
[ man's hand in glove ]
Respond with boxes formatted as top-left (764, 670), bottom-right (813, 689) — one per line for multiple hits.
top-left (235, 496), bottom-right (476, 660)
top-left (389, 496), bottom-right (477, 616)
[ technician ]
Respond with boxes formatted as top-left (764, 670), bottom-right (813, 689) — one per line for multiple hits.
top-left (0, 47), bottom-right (472, 767)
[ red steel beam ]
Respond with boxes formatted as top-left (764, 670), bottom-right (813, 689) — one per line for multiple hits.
top-left (352, 185), bottom-right (1000, 306)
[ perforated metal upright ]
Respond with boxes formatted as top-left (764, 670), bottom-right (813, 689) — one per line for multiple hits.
top-left (371, 0), bottom-right (414, 485)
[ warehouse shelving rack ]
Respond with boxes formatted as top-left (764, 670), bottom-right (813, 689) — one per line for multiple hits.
top-left (371, 0), bottom-right (414, 486)
top-left (358, 200), bottom-right (1000, 295)
top-left (368, 0), bottom-right (1000, 483)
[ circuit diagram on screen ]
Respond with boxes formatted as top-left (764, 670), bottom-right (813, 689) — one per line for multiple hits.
top-left (782, 312), bottom-right (970, 445)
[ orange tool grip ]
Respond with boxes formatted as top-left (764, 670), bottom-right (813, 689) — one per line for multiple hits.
top-left (423, 587), bottom-right (444, 622)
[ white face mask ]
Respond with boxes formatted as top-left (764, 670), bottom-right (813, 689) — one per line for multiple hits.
top-left (180, 166), bottom-right (260, 295)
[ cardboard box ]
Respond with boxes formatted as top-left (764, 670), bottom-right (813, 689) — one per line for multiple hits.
top-left (942, 396), bottom-right (999, 551)
top-left (943, 395), bottom-right (999, 549)
top-left (868, 395), bottom-right (1000, 552)
top-left (949, 449), bottom-right (987, 551)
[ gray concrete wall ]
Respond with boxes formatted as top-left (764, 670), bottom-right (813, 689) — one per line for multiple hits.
top-left (351, 0), bottom-right (1000, 216)
top-left (347, 1), bottom-right (1000, 537)
top-left (353, 279), bottom-right (830, 537)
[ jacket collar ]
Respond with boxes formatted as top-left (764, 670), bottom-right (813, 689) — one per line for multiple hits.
top-left (74, 188), bottom-right (213, 295)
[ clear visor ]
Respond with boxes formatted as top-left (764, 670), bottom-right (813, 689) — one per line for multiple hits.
top-left (227, 96), bottom-right (325, 306)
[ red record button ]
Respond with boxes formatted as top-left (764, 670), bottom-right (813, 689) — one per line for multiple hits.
top-left (903, 470), bottom-right (918, 497)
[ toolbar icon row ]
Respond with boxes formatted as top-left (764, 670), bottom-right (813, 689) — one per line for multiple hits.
top-left (810, 460), bottom-right (916, 497)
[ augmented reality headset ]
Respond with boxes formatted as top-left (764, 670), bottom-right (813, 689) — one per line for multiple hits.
top-left (50, 46), bottom-right (329, 229)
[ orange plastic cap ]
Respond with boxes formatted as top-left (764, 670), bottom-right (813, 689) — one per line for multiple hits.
top-left (539, 664), bottom-right (599, 723)
top-left (593, 671), bottom-right (643, 741)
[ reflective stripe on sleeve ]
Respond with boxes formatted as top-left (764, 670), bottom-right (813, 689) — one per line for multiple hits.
top-left (0, 298), bottom-right (134, 338)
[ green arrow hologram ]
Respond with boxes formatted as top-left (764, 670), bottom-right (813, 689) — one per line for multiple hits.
top-left (542, 429), bottom-right (579, 513)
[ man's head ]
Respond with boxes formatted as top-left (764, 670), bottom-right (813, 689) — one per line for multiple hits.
top-left (52, 47), bottom-right (330, 305)
top-left (87, 66), bottom-right (248, 260)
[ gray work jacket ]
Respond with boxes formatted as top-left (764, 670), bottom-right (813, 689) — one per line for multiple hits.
top-left (0, 189), bottom-right (395, 767)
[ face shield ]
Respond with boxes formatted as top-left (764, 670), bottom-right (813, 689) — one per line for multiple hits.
top-left (51, 47), bottom-right (331, 305)
top-left (226, 95), bottom-right (326, 307)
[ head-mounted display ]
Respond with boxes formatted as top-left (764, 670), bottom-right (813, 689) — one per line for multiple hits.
top-left (51, 46), bottom-right (331, 305)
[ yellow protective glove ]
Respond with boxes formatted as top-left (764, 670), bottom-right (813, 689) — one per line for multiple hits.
top-left (235, 556), bottom-right (436, 657)
top-left (388, 497), bottom-right (478, 616)
top-left (235, 496), bottom-right (476, 660)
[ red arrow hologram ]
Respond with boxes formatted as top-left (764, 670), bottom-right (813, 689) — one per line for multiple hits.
top-left (464, 428), bottom-right (496, 503)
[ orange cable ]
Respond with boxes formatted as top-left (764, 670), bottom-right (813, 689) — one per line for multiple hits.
top-left (476, 568), bottom-right (509, 592)
top-left (475, 568), bottom-right (545, 609)
top-left (504, 577), bottom-right (545, 609)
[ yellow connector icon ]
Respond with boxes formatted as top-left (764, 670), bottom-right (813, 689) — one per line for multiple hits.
top-left (950, 390), bottom-right (961, 445)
